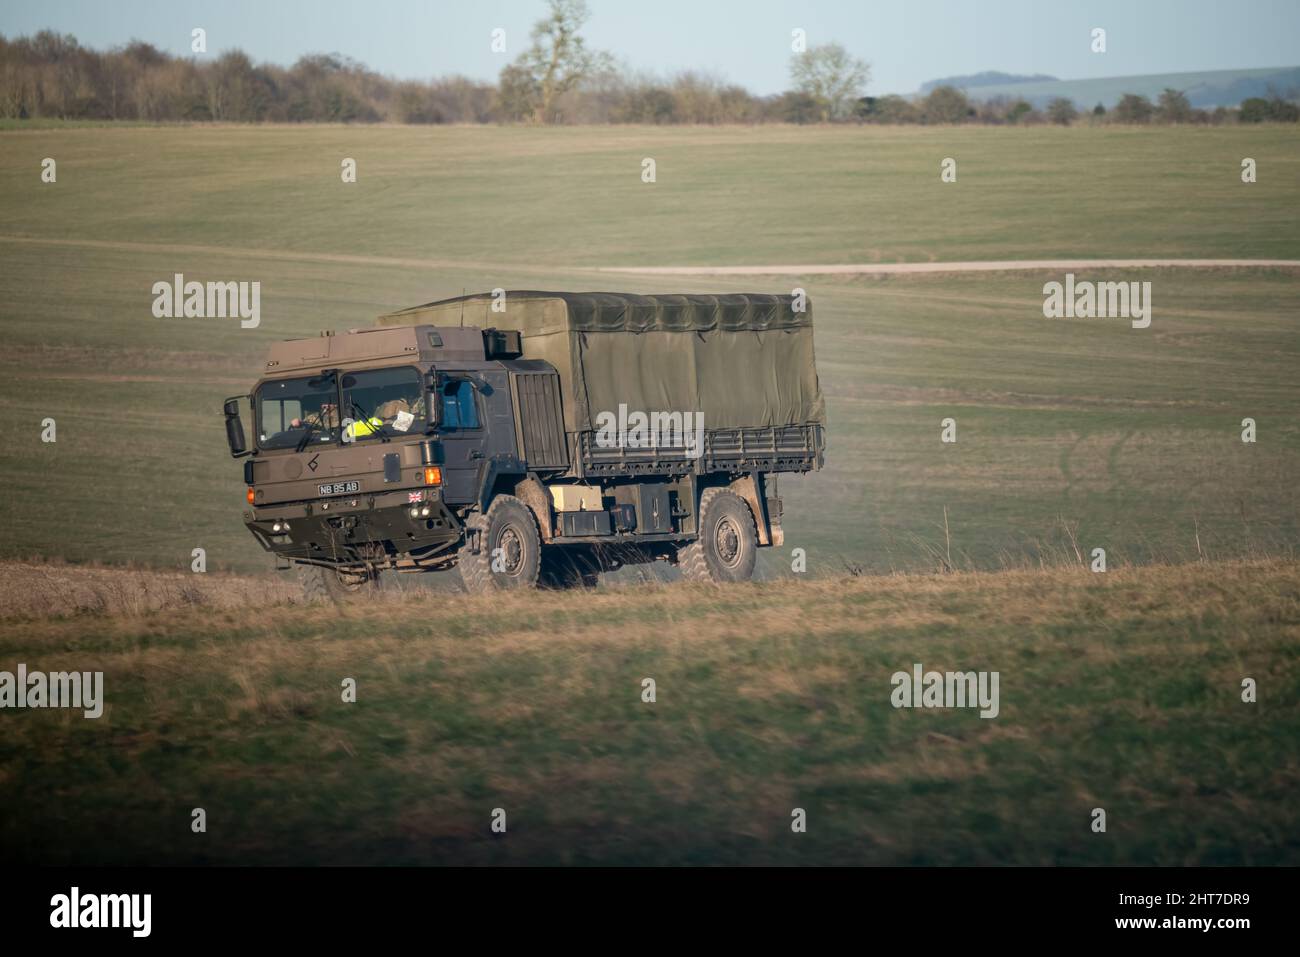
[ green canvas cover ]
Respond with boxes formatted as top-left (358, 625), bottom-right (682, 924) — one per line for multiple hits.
top-left (376, 292), bottom-right (826, 433)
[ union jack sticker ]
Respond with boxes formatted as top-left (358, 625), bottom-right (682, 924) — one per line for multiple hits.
top-left (408, 491), bottom-right (423, 503)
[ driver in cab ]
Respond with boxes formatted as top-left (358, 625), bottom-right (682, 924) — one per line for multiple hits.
top-left (342, 392), bottom-right (426, 441)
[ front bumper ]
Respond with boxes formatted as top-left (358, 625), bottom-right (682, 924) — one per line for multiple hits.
top-left (244, 487), bottom-right (462, 567)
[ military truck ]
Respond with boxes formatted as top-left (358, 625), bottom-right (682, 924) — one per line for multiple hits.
top-left (223, 291), bottom-right (825, 599)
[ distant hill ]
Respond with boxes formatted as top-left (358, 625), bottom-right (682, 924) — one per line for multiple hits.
top-left (917, 66), bottom-right (1300, 108)
top-left (920, 71), bottom-right (1057, 93)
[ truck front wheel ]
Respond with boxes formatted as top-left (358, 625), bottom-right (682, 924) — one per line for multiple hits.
top-left (459, 495), bottom-right (542, 592)
top-left (677, 487), bottom-right (758, 583)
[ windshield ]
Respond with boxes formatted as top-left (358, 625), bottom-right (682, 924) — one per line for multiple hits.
top-left (256, 366), bottom-right (426, 450)
top-left (256, 373), bottom-right (341, 451)
top-left (339, 367), bottom-right (425, 442)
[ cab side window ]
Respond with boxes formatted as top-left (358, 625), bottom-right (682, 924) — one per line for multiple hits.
top-left (441, 379), bottom-right (479, 430)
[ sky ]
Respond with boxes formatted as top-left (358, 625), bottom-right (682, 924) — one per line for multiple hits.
top-left (3, 0), bottom-right (1299, 96)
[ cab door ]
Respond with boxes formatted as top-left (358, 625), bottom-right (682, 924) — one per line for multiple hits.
top-left (435, 369), bottom-right (516, 505)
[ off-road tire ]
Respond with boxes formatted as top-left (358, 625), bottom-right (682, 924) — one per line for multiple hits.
top-left (677, 487), bottom-right (758, 583)
top-left (297, 563), bottom-right (381, 603)
top-left (458, 495), bottom-right (543, 592)
top-left (539, 547), bottom-right (601, 590)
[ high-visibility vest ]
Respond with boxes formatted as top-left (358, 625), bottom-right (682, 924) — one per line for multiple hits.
top-left (344, 416), bottom-right (383, 440)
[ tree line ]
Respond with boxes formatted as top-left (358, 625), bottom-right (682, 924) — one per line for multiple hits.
top-left (867, 86), bottom-right (1299, 125)
top-left (2, 1), bottom-right (1296, 126)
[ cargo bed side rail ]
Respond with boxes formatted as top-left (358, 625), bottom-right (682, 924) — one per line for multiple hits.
top-left (577, 423), bottom-right (824, 477)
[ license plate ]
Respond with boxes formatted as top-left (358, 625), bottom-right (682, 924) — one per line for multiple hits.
top-left (318, 481), bottom-right (360, 496)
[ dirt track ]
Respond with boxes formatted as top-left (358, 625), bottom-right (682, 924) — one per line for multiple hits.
top-left (4, 235), bottom-right (1298, 278)
top-left (598, 259), bottom-right (1300, 276)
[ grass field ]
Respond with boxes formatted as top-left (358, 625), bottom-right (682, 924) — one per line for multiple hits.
top-left (0, 124), bottom-right (1297, 576)
top-left (1, 558), bottom-right (1295, 865)
top-left (0, 123), bottom-right (1296, 866)
top-left (2, 124), bottom-right (1299, 266)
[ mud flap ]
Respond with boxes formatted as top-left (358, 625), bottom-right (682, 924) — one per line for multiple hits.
top-left (728, 473), bottom-right (772, 546)
top-left (513, 474), bottom-right (555, 541)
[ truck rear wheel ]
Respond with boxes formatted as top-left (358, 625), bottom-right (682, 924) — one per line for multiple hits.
top-left (297, 563), bottom-right (381, 603)
top-left (678, 488), bottom-right (758, 583)
top-left (459, 495), bottom-right (542, 592)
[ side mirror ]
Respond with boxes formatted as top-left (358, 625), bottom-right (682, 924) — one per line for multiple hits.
top-left (224, 397), bottom-right (248, 457)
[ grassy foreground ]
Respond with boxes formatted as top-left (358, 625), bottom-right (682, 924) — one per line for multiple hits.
top-left (1, 558), bottom-right (1296, 865)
